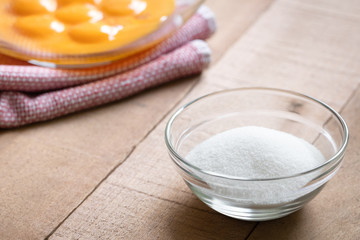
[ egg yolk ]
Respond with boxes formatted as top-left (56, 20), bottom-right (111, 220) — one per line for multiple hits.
top-left (0, 0), bottom-right (175, 56)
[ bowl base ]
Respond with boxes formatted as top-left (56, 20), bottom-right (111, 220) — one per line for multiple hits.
top-left (208, 202), bottom-right (303, 221)
top-left (188, 183), bottom-right (324, 221)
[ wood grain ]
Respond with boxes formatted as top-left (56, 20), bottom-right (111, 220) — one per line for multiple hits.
top-left (205, 0), bottom-right (360, 109)
top-left (0, 80), bottom-right (195, 240)
top-left (51, 0), bottom-right (360, 239)
top-left (0, 0), bottom-right (274, 239)
top-left (206, 0), bottom-right (274, 62)
top-left (51, 120), bottom-right (255, 239)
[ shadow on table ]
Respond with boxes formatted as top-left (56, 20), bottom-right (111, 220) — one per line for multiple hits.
top-left (163, 196), bottom-right (253, 240)
top-left (245, 207), bottom-right (314, 239)
top-left (163, 195), bottom-right (309, 240)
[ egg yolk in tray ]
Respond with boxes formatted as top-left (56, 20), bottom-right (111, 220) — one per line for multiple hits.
top-left (0, 0), bottom-right (175, 55)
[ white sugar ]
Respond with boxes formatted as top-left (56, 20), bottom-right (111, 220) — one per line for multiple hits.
top-left (186, 126), bottom-right (325, 178)
top-left (186, 126), bottom-right (326, 205)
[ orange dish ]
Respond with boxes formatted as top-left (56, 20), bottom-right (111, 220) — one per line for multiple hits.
top-left (0, 0), bottom-right (182, 67)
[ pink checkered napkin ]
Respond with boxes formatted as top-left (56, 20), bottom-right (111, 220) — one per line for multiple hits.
top-left (0, 6), bottom-right (216, 92)
top-left (0, 7), bottom-right (215, 128)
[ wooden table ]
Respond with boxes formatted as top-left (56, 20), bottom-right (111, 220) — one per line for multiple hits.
top-left (1, 0), bottom-right (360, 239)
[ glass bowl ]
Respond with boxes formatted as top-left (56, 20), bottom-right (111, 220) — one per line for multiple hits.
top-left (165, 87), bottom-right (349, 221)
top-left (0, 0), bottom-right (203, 68)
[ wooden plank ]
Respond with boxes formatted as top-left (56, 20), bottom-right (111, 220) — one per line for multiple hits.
top-left (0, 0), bottom-right (274, 239)
top-left (50, 98), bottom-right (256, 240)
top-left (205, 0), bottom-right (360, 109)
top-left (206, 0), bottom-right (274, 62)
top-left (0, 81), bottom-right (195, 240)
top-left (50, 0), bottom-right (360, 239)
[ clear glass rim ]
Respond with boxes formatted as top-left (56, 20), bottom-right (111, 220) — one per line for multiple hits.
top-left (165, 87), bottom-right (349, 181)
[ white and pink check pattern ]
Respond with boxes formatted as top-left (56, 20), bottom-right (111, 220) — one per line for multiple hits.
top-left (0, 6), bottom-right (216, 128)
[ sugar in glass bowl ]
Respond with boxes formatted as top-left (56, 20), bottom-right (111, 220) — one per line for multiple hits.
top-left (165, 88), bottom-right (349, 221)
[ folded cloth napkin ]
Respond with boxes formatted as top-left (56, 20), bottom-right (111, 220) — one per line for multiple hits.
top-left (0, 6), bottom-right (216, 128)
